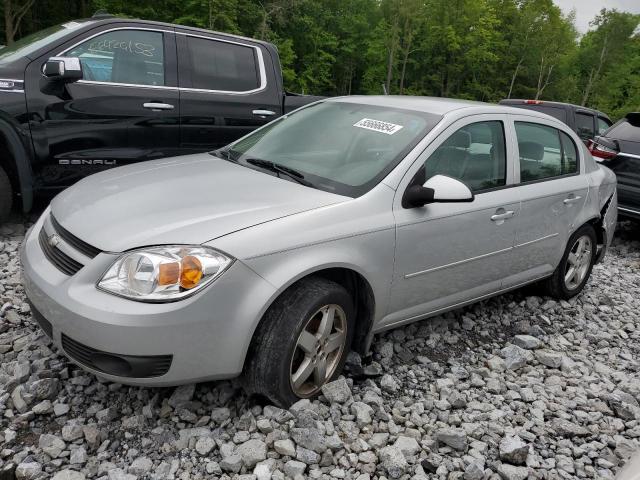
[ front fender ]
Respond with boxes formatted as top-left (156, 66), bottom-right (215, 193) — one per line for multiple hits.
top-left (0, 115), bottom-right (34, 212)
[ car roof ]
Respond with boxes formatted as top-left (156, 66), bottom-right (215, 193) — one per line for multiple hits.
top-left (500, 99), bottom-right (610, 119)
top-left (328, 95), bottom-right (558, 119)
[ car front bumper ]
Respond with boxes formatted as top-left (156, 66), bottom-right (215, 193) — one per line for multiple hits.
top-left (20, 213), bottom-right (277, 386)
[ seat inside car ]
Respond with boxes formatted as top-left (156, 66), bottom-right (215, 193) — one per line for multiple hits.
top-left (111, 49), bottom-right (149, 84)
top-left (425, 130), bottom-right (471, 179)
top-left (519, 141), bottom-right (546, 181)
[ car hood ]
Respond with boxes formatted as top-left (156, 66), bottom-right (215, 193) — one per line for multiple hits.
top-left (51, 154), bottom-right (349, 253)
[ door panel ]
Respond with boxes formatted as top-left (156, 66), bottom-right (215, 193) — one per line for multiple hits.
top-left (507, 176), bottom-right (589, 285)
top-left (609, 140), bottom-right (640, 213)
top-left (383, 114), bottom-right (520, 330)
top-left (386, 191), bottom-right (520, 329)
top-left (176, 31), bottom-right (282, 151)
top-left (505, 117), bottom-right (590, 287)
top-left (25, 26), bottom-right (180, 189)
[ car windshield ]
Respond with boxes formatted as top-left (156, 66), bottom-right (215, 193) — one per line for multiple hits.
top-left (0, 21), bottom-right (90, 64)
top-left (225, 101), bottom-right (441, 197)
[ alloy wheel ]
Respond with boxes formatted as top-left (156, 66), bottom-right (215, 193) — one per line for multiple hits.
top-left (564, 235), bottom-right (592, 290)
top-left (290, 304), bottom-right (347, 397)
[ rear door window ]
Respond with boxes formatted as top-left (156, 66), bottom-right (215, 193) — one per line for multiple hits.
top-left (575, 112), bottom-right (595, 141)
top-left (185, 36), bottom-right (260, 92)
top-left (597, 117), bottom-right (612, 135)
top-left (515, 122), bottom-right (578, 182)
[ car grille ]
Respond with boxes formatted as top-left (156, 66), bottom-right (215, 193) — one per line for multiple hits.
top-left (39, 227), bottom-right (84, 276)
top-left (38, 215), bottom-right (102, 276)
top-left (62, 334), bottom-right (173, 378)
top-left (50, 215), bottom-right (101, 258)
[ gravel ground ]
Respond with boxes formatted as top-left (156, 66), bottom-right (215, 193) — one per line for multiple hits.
top-left (0, 214), bottom-right (639, 480)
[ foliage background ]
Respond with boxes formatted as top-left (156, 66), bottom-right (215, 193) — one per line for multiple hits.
top-left (2, 0), bottom-right (639, 119)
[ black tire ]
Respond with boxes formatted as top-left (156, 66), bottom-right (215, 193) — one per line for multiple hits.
top-left (543, 224), bottom-right (597, 300)
top-left (0, 165), bottom-right (12, 224)
top-left (244, 277), bottom-right (355, 407)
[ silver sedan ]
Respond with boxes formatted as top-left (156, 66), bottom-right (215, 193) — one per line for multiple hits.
top-left (21, 96), bottom-right (618, 406)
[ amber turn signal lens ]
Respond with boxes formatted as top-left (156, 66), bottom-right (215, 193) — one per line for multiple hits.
top-left (158, 262), bottom-right (180, 286)
top-left (180, 255), bottom-right (203, 289)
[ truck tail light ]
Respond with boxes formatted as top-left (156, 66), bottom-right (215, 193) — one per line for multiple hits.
top-left (524, 100), bottom-right (543, 105)
top-left (588, 139), bottom-right (618, 161)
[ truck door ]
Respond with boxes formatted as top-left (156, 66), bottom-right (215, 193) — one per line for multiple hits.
top-left (175, 30), bottom-right (283, 152)
top-left (25, 25), bottom-right (180, 189)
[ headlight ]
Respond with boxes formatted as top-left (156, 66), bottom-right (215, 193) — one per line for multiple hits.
top-left (97, 246), bottom-right (233, 302)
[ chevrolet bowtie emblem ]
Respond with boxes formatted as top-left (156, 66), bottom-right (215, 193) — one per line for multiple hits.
top-left (48, 233), bottom-right (61, 248)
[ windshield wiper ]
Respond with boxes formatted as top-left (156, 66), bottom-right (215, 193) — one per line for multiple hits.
top-left (246, 158), bottom-right (314, 187)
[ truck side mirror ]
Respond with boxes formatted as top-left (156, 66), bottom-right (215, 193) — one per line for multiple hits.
top-left (42, 57), bottom-right (83, 83)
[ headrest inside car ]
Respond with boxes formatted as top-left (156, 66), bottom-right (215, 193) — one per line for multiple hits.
top-left (519, 141), bottom-right (544, 161)
top-left (446, 130), bottom-right (471, 149)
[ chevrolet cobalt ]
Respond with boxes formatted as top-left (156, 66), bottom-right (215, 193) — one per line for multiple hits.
top-left (21, 97), bottom-right (617, 406)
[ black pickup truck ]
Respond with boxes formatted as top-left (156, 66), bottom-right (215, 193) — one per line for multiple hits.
top-left (0, 13), bottom-right (322, 221)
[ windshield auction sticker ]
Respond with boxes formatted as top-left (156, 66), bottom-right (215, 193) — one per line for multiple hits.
top-left (353, 118), bottom-right (404, 135)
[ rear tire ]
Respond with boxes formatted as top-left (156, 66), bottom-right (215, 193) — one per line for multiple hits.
top-left (0, 165), bottom-right (12, 224)
top-left (244, 277), bottom-right (355, 407)
top-left (543, 224), bottom-right (597, 300)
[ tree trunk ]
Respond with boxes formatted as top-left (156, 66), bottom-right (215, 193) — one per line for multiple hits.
top-left (399, 42), bottom-right (411, 94)
top-left (507, 57), bottom-right (523, 99)
top-left (535, 55), bottom-right (545, 100)
top-left (581, 35), bottom-right (608, 106)
top-left (385, 47), bottom-right (394, 94)
top-left (536, 64), bottom-right (554, 100)
top-left (4, 0), bottom-right (14, 46)
top-left (3, 0), bottom-right (35, 46)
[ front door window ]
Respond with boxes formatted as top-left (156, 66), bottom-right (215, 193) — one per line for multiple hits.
top-left (65, 30), bottom-right (165, 86)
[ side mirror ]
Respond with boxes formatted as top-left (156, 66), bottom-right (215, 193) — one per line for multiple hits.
top-left (403, 174), bottom-right (474, 208)
top-left (42, 57), bottom-right (83, 83)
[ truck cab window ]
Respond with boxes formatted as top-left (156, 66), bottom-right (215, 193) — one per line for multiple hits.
top-left (186, 36), bottom-right (260, 92)
top-left (65, 30), bottom-right (165, 86)
top-left (575, 112), bottom-right (595, 141)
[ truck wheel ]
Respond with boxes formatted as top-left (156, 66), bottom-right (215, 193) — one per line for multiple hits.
top-left (544, 224), bottom-right (597, 300)
top-left (0, 165), bottom-right (12, 224)
top-left (244, 277), bottom-right (355, 407)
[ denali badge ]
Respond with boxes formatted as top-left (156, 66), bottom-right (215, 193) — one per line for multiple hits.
top-left (48, 234), bottom-right (61, 248)
top-left (58, 159), bottom-right (117, 166)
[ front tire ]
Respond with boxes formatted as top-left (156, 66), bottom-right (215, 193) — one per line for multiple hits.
top-left (0, 165), bottom-right (12, 224)
top-left (544, 224), bottom-right (597, 300)
top-left (244, 277), bottom-right (355, 407)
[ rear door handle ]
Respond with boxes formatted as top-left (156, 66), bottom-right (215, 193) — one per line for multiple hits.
top-left (491, 210), bottom-right (515, 221)
top-left (252, 109), bottom-right (276, 117)
top-left (143, 102), bottom-right (174, 111)
top-left (564, 195), bottom-right (582, 205)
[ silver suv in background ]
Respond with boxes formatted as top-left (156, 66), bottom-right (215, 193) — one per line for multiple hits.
top-left (21, 97), bottom-right (617, 406)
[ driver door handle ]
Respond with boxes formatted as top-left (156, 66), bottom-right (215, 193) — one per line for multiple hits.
top-left (143, 102), bottom-right (174, 111)
top-left (252, 109), bottom-right (276, 117)
top-left (491, 210), bottom-right (515, 221)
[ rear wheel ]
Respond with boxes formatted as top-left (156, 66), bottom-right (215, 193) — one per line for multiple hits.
top-left (0, 165), bottom-right (12, 224)
top-left (244, 277), bottom-right (354, 407)
top-left (544, 224), bottom-right (597, 299)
